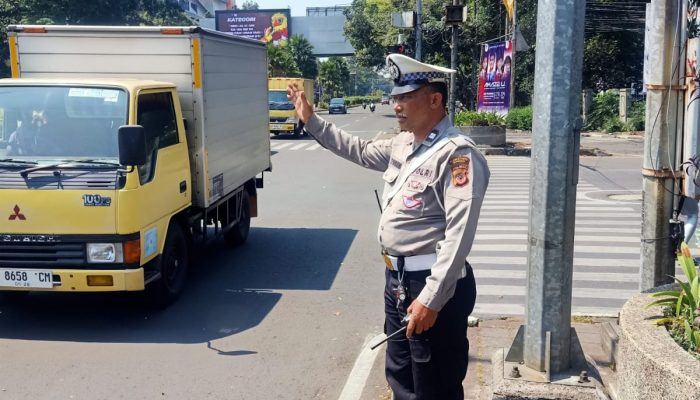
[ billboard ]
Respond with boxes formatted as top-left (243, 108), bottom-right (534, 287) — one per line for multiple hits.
top-left (215, 9), bottom-right (291, 47)
top-left (477, 40), bottom-right (513, 115)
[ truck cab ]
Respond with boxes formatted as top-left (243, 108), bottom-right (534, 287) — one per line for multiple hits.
top-left (0, 79), bottom-right (191, 301)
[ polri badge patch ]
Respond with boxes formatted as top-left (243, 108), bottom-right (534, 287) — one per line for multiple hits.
top-left (450, 155), bottom-right (470, 187)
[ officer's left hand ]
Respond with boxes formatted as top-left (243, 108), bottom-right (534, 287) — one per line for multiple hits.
top-left (406, 300), bottom-right (438, 337)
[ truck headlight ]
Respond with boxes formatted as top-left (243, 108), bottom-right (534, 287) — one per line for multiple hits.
top-left (87, 243), bottom-right (124, 263)
top-left (285, 117), bottom-right (298, 123)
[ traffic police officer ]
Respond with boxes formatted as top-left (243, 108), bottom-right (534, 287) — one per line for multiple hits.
top-left (287, 53), bottom-right (490, 400)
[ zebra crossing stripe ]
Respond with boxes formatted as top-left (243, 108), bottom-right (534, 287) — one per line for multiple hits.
top-left (474, 234), bottom-right (639, 242)
top-left (469, 256), bottom-right (639, 267)
top-left (476, 226), bottom-right (640, 234)
top-left (471, 304), bottom-right (621, 317)
top-left (473, 244), bottom-right (638, 254)
top-left (478, 218), bottom-right (641, 225)
top-left (306, 143), bottom-right (321, 150)
top-left (290, 143), bottom-right (309, 150)
top-left (474, 270), bottom-right (639, 283)
top-left (272, 143), bottom-right (293, 150)
top-left (476, 285), bottom-right (638, 299)
top-left (480, 205), bottom-right (635, 212)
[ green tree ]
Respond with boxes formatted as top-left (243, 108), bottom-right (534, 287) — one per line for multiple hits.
top-left (239, 1), bottom-right (258, 10)
top-left (267, 45), bottom-right (301, 77)
top-left (0, 0), bottom-right (190, 77)
top-left (289, 34), bottom-right (318, 79)
top-left (319, 57), bottom-right (350, 99)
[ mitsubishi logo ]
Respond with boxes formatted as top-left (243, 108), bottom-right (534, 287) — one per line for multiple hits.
top-left (8, 205), bottom-right (26, 221)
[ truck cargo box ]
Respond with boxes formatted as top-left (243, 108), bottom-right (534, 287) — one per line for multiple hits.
top-left (8, 25), bottom-right (271, 208)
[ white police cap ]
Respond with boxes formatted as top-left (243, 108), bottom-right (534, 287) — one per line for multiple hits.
top-left (386, 53), bottom-right (456, 96)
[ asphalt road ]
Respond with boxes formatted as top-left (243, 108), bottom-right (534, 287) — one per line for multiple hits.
top-left (0, 105), bottom-right (646, 400)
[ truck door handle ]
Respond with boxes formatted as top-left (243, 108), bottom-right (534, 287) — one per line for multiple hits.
top-left (180, 181), bottom-right (187, 193)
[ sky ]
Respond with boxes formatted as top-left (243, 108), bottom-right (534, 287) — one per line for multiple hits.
top-left (247, 1), bottom-right (350, 16)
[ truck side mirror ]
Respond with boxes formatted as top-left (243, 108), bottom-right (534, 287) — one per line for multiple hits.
top-left (118, 125), bottom-right (148, 166)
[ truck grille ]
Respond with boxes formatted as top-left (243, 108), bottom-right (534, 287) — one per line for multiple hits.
top-left (0, 236), bottom-right (86, 268)
top-left (0, 170), bottom-right (121, 190)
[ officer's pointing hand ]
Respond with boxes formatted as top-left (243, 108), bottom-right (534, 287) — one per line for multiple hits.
top-left (406, 300), bottom-right (438, 337)
top-left (287, 83), bottom-right (313, 124)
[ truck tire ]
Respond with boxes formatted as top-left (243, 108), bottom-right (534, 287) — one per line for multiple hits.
top-left (148, 223), bottom-right (189, 307)
top-left (224, 190), bottom-right (251, 247)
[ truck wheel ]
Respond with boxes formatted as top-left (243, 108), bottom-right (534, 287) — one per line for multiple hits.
top-left (148, 223), bottom-right (189, 307)
top-left (224, 190), bottom-right (251, 247)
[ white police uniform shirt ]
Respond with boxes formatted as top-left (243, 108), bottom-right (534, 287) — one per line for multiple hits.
top-left (304, 114), bottom-right (490, 311)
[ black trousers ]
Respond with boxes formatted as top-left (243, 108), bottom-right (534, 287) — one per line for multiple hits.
top-left (384, 265), bottom-right (476, 400)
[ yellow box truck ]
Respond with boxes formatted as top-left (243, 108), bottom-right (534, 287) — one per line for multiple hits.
top-left (0, 25), bottom-right (271, 306)
top-left (268, 77), bottom-right (314, 137)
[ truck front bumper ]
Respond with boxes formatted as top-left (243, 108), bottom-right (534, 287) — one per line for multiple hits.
top-left (0, 268), bottom-right (145, 292)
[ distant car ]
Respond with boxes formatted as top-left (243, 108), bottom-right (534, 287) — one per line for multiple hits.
top-left (381, 95), bottom-right (390, 105)
top-left (328, 98), bottom-right (347, 114)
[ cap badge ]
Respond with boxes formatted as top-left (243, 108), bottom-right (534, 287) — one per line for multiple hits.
top-left (388, 60), bottom-right (401, 82)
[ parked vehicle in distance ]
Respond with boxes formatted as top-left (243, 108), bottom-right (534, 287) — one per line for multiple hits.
top-left (381, 95), bottom-right (390, 105)
top-left (328, 98), bottom-right (347, 114)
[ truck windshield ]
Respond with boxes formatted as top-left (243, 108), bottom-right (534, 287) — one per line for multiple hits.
top-left (0, 86), bottom-right (128, 161)
top-left (268, 90), bottom-right (294, 110)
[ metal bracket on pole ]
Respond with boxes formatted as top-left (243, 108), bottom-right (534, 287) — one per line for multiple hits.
top-left (641, 168), bottom-right (682, 178)
top-left (645, 84), bottom-right (686, 91)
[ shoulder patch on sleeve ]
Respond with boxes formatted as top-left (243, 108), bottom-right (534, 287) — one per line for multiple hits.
top-left (449, 154), bottom-right (471, 187)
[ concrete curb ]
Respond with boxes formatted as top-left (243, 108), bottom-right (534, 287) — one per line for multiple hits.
top-left (614, 286), bottom-right (700, 400)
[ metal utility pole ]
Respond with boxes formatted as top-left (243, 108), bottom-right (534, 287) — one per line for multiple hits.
top-left (448, 0), bottom-right (459, 124)
top-left (640, 0), bottom-right (683, 291)
top-left (416, 0), bottom-right (423, 61)
top-left (523, 0), bottom-right (586, 374)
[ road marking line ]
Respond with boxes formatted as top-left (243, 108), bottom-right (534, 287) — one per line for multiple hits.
top-left (473, 244), bottom-right (638, 254)
top-left (476, 226), bottom-right (640, 234)
top-left (272, 143), bottom-right (293, 150)
top-left (306, 143), bottom-right (321, 150)
top-left (474, 234), bottom-right (639, 242)
top-left (290, 143), bottom-right (308, 150)
top-left (480, 205), bottom-right (635, 212)
top-left (478, 218), bottom-right (640, 225)
top-left (477, 285), bottom-right (638, 299)
top-left (474, 270), bottom-right (639, 283)
top-left (468, 256), bottom-right (639, 267)
top-left (472, 303), bottom-right (620, 317)
top-left (338, 333), bottom-right (383, 400)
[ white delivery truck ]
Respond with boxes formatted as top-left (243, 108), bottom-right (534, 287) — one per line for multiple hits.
top-left (0, 25), bottom-right (271, 305)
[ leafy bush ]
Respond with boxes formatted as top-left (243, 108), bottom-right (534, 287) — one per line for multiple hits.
top-left (455, 111), bottom-right (505, 127)
top-left (584, 90), bottom-right (619, 131)
top-left (344, 95), bottom-right (380, 106)
top-left (648, 243), bottom-right (700, 360)
top-left (505, 106), bottom-right (532, 130)
top-left (622, 101), bottom-right (645, 132)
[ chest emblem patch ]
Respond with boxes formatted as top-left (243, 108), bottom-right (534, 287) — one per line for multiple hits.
top-left (450, 155), bottom-right (470, 187)
top-left (403, 195), bottom-right (423, 209)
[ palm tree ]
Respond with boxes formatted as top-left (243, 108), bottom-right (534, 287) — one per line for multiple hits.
top-left (289, 35), bottom-right (318, 80)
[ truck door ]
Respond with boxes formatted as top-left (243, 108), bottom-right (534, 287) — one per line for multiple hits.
top-left (135, 90), bottom-right (190, 231)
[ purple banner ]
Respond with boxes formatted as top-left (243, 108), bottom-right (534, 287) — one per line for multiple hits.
top-left (215, 9), bottom-right (290, 47)
top-left (477, 40), bottom-right (513, 115)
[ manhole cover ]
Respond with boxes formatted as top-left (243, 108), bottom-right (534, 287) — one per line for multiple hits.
top-left (608, 193), bottom-right (642, 201)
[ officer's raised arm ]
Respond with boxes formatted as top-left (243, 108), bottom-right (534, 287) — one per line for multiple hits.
top-left (286, 83), bottom-right (392, 172)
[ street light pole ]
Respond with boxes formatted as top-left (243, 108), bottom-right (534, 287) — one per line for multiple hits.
top-left (448, 0), bottom-right (459, 124)
top-left (416, 0), bottom-right (423, 61)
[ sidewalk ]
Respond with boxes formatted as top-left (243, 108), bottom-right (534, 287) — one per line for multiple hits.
top-left (464, 316), bottom-right (616, 400)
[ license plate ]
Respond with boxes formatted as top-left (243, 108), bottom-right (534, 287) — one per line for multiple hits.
top-left (270, 123), bottom-right (292, 131)
top-left (0, 268), bottom-right (53, 288)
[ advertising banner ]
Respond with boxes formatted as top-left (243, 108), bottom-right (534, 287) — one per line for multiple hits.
top-left (477, 40), bottom-right (513, 115)
top-left (215, 9), bottom-right (291, 47)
